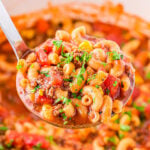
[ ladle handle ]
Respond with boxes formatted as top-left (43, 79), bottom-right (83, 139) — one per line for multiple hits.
top-left (0, 0), bottom-right (28, 60)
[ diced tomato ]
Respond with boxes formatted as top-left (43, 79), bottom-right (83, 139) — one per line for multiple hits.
top-left (49, 70), bottom-right (63, 86)
top-left (106, 33), bottom-right (124, 45)
top-left (36, 96), bottom-right (53, 105)
top-left (102, 75), bottom-right (120, 100)
top-left (6, 131), bottom-right (50, 149)
top-left (44, 40), bottom-right (53, 53)
top-left (145, 104), bottom-right (150, 119)
top-left (37, 49), bottom-right (49, 66)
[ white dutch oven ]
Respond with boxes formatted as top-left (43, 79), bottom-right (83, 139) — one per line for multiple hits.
top-left (2, 0), bottom-right (150, 22)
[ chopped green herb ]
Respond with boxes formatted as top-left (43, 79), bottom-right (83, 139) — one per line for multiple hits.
top-left (119, 133), bottom-right (124, 139)
top-left (87, 74), bottom-right (96, 83)
top-left (31, 85), bottom-right (40, 93)
top-left (6, 139), bottom-right (14, 148)
top-left (0, 144), bottom-right (4, 150)
top-left (16, 64), bottom-right (22, 70)
top-left (76, 56), bottom-right (80, 61)
top-left (146, 72), bottom-right (150, 79)
top-left (62, 113), bottom-right (67, 120)
top-left (120, 124), bottom-right (131, 131)
top-left (73, 69), bottom-right (76, 72)
top-left (57, 63), bottom-right (61, 68)
top-left (120, 54), bottom-right (124, 59)
top-left (30, 64), bottom-right (34, 68)
top-left (148, 99), bottom-right (150, 103)
top-left (40, 70), bottom-right (50, 77)
top-left (101, 62), bottom-right (107, 67)
top-left (124, 111), bottom-right (132, 118)
top-left (46, 136), bottom-right (56, 145)
top-left (79, 89), bottom-right (83, 93)
top-left (75, 51), bottom-right (92, 85)
top-left (33, 143), bottom-right (43, 150)
top-left (107, 51), bottom-right (123, 60)
top-left (59, 109), bottom-right (63, 113)
top-left (106, 89), bottom-right (110, 95)
top-left (53, 40), bottom-right (62, 50)
top-left (61, 49), bottom-right (73, 64)
top-left (0, 126), bottom-right (8, 131)
top-left (63, 78), bottom-right (72, 82)
top-left (108, 136), bottom-right (116, 144)
top-left (75, 103), bottom-right (79, 107)
top-left (72, 93), bottom-right (81, 100)
top-left (64, 121), bottom-right (68, 125)
top-left (113, 81), bottom-right (118, 87)
top-left (69, 83), bottom-right (73, 87)
top-left (114, 119), bottom-right (120, 124)
top-left (112, 146), bottom-right (116, 150)
top-left (61, 96), bottom-right (71, 105)
top-left (93, 96), bottom-right (95, 103)
top-left (133, 103), bottom-right (145, 112)
top-left (95, 85), bottom-right (100, 88)
top-left (39, 126), bottom-right (44, 130)
top-left (55, 98), bottom-right (61, 104)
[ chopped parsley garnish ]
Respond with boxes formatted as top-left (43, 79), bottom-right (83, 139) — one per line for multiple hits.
top-left (108, 136), bottom-right (116, 144)
top-left (0, 144), bottom-right (4, 150)
top-left (64, 121), bottom-right (68, 125)
top-left (40, 71), bottom-right (50, 77)
top-left (101, 62), bottom-right (107, 67)
top-left (55, 98), bottom-right (61, 104)
top-left (0, 126), bottom-right (8, 131)
top-left (124, 111), bottom-right (132, 118)
top-left (119, 133), bottom-right (124, 139)
top-left (87, 74), bottom-right (96, 83)
top-left (113, 81), bottom-right (118, 87)
top-left (120, 124), bottom-right (131, 131)
top-left (46, 136), bottom-right (56, 145)
top-left (16, 64), bottom-right (22, 70)
top-left (93, 96), bottom-right (95, 103)
top-left (106, 89), bottom-right (110, 95)
top-left (112, 146), bottom-right (116, 150)
top-left (62, 113), bottom-right (67, 120)
top-left (30, 64), bottom-right (34, 68)
top-left (31, 85), bottom-right (40, 93)
top-left (39, 126), bottom-right (44, 130)
top-left (114, 119), bottom-right (120, 124)
top-left (133, 103), bottom-right (145, 112)
top-left (6, 139), bottom-right (14, 148)
top-left (75, 51), bottom-right (92, 85)
top-left (63, 78), bottom-right (72, 82)
top-left (33, 143), bottom-right (43, 150)
top-left (72, 93), bottom-right (81, 100)
top-left (95, 85), bottom-right (100, 88)
top-left (107, 51), bottom-right (123, 60)
top-left (75, 103), bottom-right (79, 107)
top-left (59, 109), bottom-right (63, 113)
top-left (53, 40), bottom-right (62, 50)
top-left (55, 96), bottom-right (71, 105)
top-left (146, 72), bottom-right (150, 79)
top-left (79, 89), bottom-right (83, 93)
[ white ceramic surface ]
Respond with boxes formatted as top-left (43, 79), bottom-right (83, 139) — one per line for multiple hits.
top-left (2, 0), bottom-right (150, 21)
